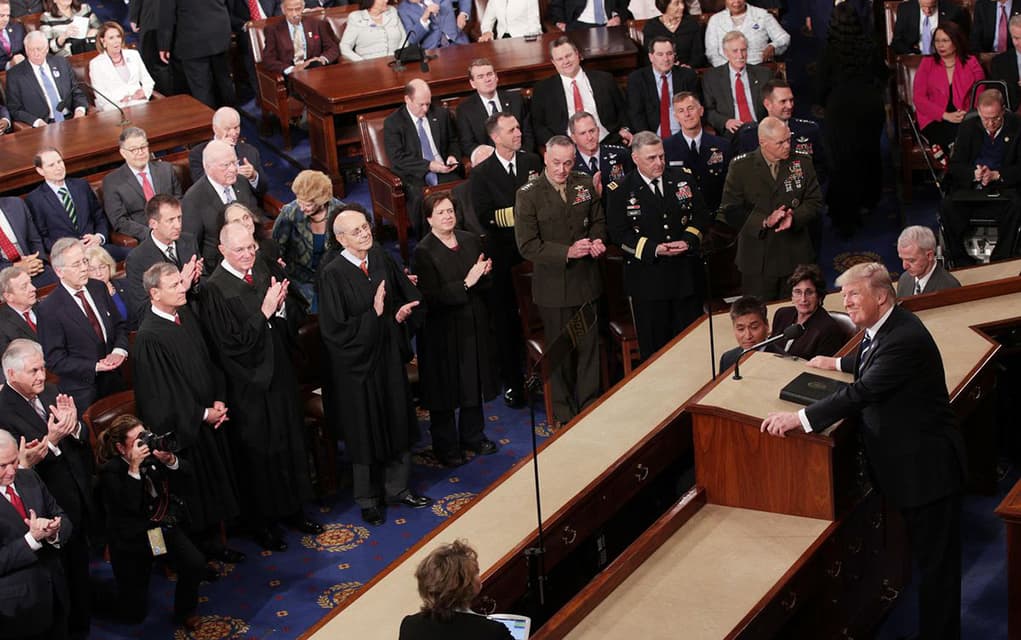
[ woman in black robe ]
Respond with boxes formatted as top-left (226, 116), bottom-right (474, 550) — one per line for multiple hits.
top-left (411, 193), bottom-right (499, 467)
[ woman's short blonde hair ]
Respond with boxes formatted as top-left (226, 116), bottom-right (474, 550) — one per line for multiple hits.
top-left (85, 245), bottom-right (116, 271)
top-left (414, 539), bottom-right (480, 621)
top-left (96, 21), bottom-right (125, 54)
top-left (291, 170), bottom-right (333, 207)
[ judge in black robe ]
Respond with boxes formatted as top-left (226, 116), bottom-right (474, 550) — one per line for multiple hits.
top-left (411, 195), bottom-right (500, 467)
top-left (318, 208), bottom-right (432, 525)
top-left (131, 262), bottom-right (244, 561)
top-left (199, 222), bottom-right (319, 551)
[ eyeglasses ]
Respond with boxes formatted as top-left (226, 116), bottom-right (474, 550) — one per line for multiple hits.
top-left (343, 223), bottom-right (372, 237)
top-left (122, 143), bottom-right (149, 154)
top-left (64, 259), bottom-right (89, 269)
top-left (791, 288), bottom-right (817, 298)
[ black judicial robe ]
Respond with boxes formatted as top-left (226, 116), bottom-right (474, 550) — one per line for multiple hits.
top-left (411, 231), bottom-right (498, 411)
top-left (200, 261), bottom-right (313, 519)
top-left (317, 245), bottom-right (423, 465)
top-left (131, 306), bottom-right (241, 531)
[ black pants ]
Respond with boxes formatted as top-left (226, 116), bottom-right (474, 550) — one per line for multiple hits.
top-left (429, 405), bottom-right (485, 457)
top-left (61, 532), bottom-right (90, 635)
top-left (352, 451), bottom-right (411, 509)
top-left (139, 31), bottom-right (173, 96)
top-left (537, 303), bottom-right (600, 425)
top-left (109, 526), bottom-right (205, 621)
top-left (485, 231), bottom-right (525, 392)
top-left (178, 53), bottom-right (236, 109)
top-left (631, 296), bottom-right (702, 360)
top-left (740, 271), bottom-right (789, 303)
top-left (901, 492), bottom-right (962, 640)
top-left (941, 195), bottom-right (1021, 262)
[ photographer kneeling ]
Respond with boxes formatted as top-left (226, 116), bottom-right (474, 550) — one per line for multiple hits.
top-left (96, 415), bottom-right (206, 630)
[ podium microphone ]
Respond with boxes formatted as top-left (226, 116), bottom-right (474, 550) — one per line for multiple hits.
top-left (732, 323), bottom-right (805, 381)
top-left (68, 81), bottom-right (132, 127)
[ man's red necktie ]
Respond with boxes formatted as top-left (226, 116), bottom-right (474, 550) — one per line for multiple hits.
top-left (247, 0), bottom-right (262, 19)
top-left (23, 311), bottom-right (36, 332)
top-left (74, 291), bottom-right (104, 340)
top-left (997, 6), bottom-right (1009, 53)
top-left (659, 74), bottom-right (671, 138)
top-left (138, 171), bottom-right (156, 201)
top-left (243, 272), bottom-right (254, 285)
top-left (360, 260), bottom-right (369, 277)
top-left (0, 228), bottom-right (20, 262)
top-left (572, 80), bottom-right (584, 113)
top-left (5, 485), bottom-right (27, 520)
top-left (735, 72), bottom-right (753, 122)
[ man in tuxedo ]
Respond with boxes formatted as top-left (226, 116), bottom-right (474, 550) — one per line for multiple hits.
top-left (396, 0), bottom-right (470, 50)
top-left (228, 0), bottom-right (281, 98)
top-left (896, 225), bottom-right (961, 297)
top-left (102, 127), bottom-right (183, 244)
top-left (702, 31), bottom-right (772, 138)
top-left (0, 267), bottom-right (38, 354)
top-left (606, 131), bottom-right (710, 359)
top-left (129, 0), bottom-right (173, 95)
top-left (719, 117), bottom-right (822, 301)
top-left (972, 0), bottom-right (1021, 53)
top-left (0, 196), bottom-right (55, 287)
top-left (8, 0), bottom-right (42, 17)
top-left (469, 112), bottom-right (542, 408)
top-left (383, 78), bottom-right (462, 233)
top-left (549, 0), bottom-right (631, 31)
top-left (157, 0), bottom-right (236, 108)
top-left (125, 195), bottom-right (202, 327)
top-left (5, 31), bottom-right (88, 126)
top-left (663, 92), bottom-right (731, 213)
top-left (188, 107), bottom-right (267, 196)
top-left (182, 140), bottom-right (261, 274)
top-left (1, 339), bottom-right (94, 637)
top-left (569, 111), bottom-right (633, 190)
top-left (0, 428), bottom-right (71, 640)
top-left (718, 295), bottom-right (774, 372)
top-left (260, 0), bottom-right (339, 77)
top-left (990, 15), bottom-right (1021, 108)
top-left (455, 58), bottom-right (534, 156)
top-left (891, 0), bottom-right (965, 54)
top-left (26, 148), bottom-right (129, 261)
top-left (762, 262), bottom-right (966, 640)
top-left (940, 89), bottom-right (1021, 263)
top-left (626, 36), bottom-right (698, 140)
top-left (37, 238), bottom-right (129, 414)
top-left (0, 0), bottom-right (26, 71)
top-left (531, 36), bottom-right (631, 147)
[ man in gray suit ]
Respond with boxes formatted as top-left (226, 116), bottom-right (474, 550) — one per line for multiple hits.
top-left (701, 31), bottom-right (773, 138)
top-left (896, 225), bottom-right (961, 297)
top-left (102, 127), bottom-right (183, 243)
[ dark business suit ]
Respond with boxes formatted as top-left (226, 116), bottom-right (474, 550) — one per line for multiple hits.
top-left (990, 47), bottom-right (1021, 110)
top-left (573, 143), bottom-right (633, 184)
top-left (37, 279), bottom-right (129, 413)
top-left (383, 104), bottom-right (462, 232)
top-left (769, 305), bottom-right (847, 359)
top-left (0, 303), bottom-right (37, 354)
top-left (0, 197), bottom-right (56, 288)
top-left (805, 304), bottom-right (966, 640)
top-left (157, 0), bottom-right (235, 108)
top-left (129, 0), bottom-right (173, 94)
top-left (25, 179), bottom-right (127, 261)
top-left (5, 56), bottom-right (88, 125)
top-left (181, 175), bottom-right (261, 274)
top-left (701, 63), bottom-right (773, 138)
top-left (229, 0), bottom-right (282, 96)
top-left (124, 231), bottom-right (199, 327)
top-left (971, 0), bottom-right (1021, 53)
top-left (399, 611), bottom-right (513, 640)
top-left (9, 0), bottom-right (44, 17)
top-left (530, 70), bottom-right (629, 146)
top-left (664, 130), bottom-right (731, 212)
top-left (896, 264), bottom-right (962, 297)
top-left (0, 22), bottom-right (25, 71)
top-left (625, 66), bottom-right (699, 138)
top-left (188, 140), bottom-right (268, 197)
top-left (890, 1), bottom-right (966, 54)
top-left (455, 90), bottom-right (534, 156)
top-left (548, 0), bottom-right (632, 29)
top-left (260, 14), bottom-right (340, 76)
top-left (0, 469), bottom-right (70, 640)
top-left (101, 161), bottom-right (182, 243)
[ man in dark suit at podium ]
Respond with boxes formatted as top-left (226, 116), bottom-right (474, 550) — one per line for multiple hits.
top-left (761, 262), bottom-right (966, 640)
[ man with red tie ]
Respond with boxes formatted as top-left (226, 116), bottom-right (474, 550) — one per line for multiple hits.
top-left (0, 196), bottom-right (55, 287)
top-left (101, 127), bottom-right (183, 244)
top-left (701, 31), bottom-right (772, 138)
top-left (971, 0), bottom-right (1021, 53)
top-left (625, 36), bottom-right (698, 140)
top-left (0, 267), bottom-right (38, 354)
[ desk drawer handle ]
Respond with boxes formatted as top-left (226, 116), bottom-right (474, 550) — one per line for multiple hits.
top-left (780, 590), bottom-right (798, 611)
top-left (635, 464), bottom-right (649, 482)
top-left (477, 596), bottom-right (496, 615)
top-left (827, 560), bottom-right (842, 578)
top-left (561, 526), bottom-right (577, 545)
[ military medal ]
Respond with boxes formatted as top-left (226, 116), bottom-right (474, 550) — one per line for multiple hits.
top-left (572, 185), bottom-right (592, 204)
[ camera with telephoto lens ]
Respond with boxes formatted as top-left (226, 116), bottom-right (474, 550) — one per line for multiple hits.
top-left (137, 430), bottom-right (179, 453)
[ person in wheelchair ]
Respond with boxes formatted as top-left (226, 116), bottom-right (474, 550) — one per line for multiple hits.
top-left (940, 88), bottom-right (1021, 264)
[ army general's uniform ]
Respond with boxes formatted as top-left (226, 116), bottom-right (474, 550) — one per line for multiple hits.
top-left (719, 150), bottom-right (822, 301)
top-left (606, 167), bottom-right (711, 359)
top-left (515, 170), bottom-right (605, 425)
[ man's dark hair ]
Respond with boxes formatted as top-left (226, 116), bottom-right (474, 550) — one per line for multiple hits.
top-left (729, 295), bottom-right (767, 323)
top-left (761, 78), bottom-right (791, 100)
top-left (33, 146), bottom-right (62, 168)
top-left (485, 111), bottom-right (516, 138)
top-left (145, 194), bottom-right (180, 221)
top-left (647, 36), bottom-right (675, 52)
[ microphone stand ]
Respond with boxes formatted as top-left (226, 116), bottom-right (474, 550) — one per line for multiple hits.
top-left (75, 81), bottom-right (131, 127)
top-left (732, 324), bottom-right (805, 380)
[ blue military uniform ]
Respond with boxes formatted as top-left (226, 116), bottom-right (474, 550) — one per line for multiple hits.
top-left (663, 131), bottom-right (731, 213)
top-left (574, 143), bottom-right (634, 183)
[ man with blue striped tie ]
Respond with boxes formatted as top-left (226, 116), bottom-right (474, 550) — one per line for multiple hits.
top-left (4, 31), bottom-right (88, 126)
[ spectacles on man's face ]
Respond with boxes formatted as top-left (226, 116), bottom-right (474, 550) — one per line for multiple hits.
top-left (122, 143), bottom-right (149, 154)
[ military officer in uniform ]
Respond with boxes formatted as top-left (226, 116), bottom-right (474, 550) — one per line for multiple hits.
top-left (607, 131), bottom-right (711, 359)
top-left (515, 135), bottom-right (606, 426)
top-left (663, 92), bottom-right (731, 213)
top-left (719, 117), bottom-right (822, 301)
top-left (569, 111), bottom-right (633, 192)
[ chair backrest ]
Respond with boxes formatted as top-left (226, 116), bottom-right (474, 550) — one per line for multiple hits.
top-left (322, 4), bottom-right (359, 42)
top-left (510, 261), bottom-right (543, 338)
top-left (82, 389), bottom-right (137, 463)
top-left (896, 54), bottom-right (923, 114)
top-left (828, 311), bottom-right (859, 344)
top-left (17, 12), bottom-right (42, 31)
top-left (627, 19), bottom-right (647, 48)
top-left (358, 108), bottom-right (393, 167)
top-left (248, 15), bottom-right (290, 65)
top-left (884, 0), bottom-right (900, 48)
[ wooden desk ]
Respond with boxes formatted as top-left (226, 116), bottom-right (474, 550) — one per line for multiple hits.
top-left (997, 477), bottom-right (1021, 640)
top-left (0, 95), bottom-right (213, 192)
top-left (289, 28), bottom-right (639, 187)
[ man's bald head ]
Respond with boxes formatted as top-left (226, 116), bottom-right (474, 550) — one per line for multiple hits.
top-left (757, 116), bottom-right (791, 163)
top-left (405, 79), bottom-right (432, 119)
top-left (203, 140), bottom-right (239, 186)
top-left (211, 107), bottom-right (242, 145)
top-left (333, 210), bottom-right (373, 255)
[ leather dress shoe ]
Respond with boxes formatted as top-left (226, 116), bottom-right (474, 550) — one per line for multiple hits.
top-left (503, 387), bottom-right (526, 408)
top-left (287, 516), bottom-right (324, 534)
top-left (210, 547), bottom-right (246, 564)
top-left (254, 528), bottom-right (287, 552)
top-left (435, 450), bottom-right (465, 467)
top-left (464, 439), bottom-right (498, 456)
top-left (361, 506), bottom-right (385, 526)
top-left (388, 492), bottom-right (433, 509)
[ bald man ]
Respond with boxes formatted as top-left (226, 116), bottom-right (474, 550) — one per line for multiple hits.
top-left (188, 107), bottom-right (268, 196)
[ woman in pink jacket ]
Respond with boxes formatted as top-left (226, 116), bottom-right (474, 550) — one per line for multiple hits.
top-left (912, 20), bottom-right (984, 152)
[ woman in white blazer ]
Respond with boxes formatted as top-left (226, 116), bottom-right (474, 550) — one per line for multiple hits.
top-left (88, 21), bottom-right (155, 112)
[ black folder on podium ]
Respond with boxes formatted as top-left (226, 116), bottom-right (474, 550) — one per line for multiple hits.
top-left (780, 372), bottom-right (848, 406)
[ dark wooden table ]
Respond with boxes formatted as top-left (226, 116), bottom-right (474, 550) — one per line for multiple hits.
top-left (0, 95), bottom-right (213, 192)
top-left (997, 476), bottom-right (1021, 640)
top-left (289, 27), bottom-right (640, 187)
